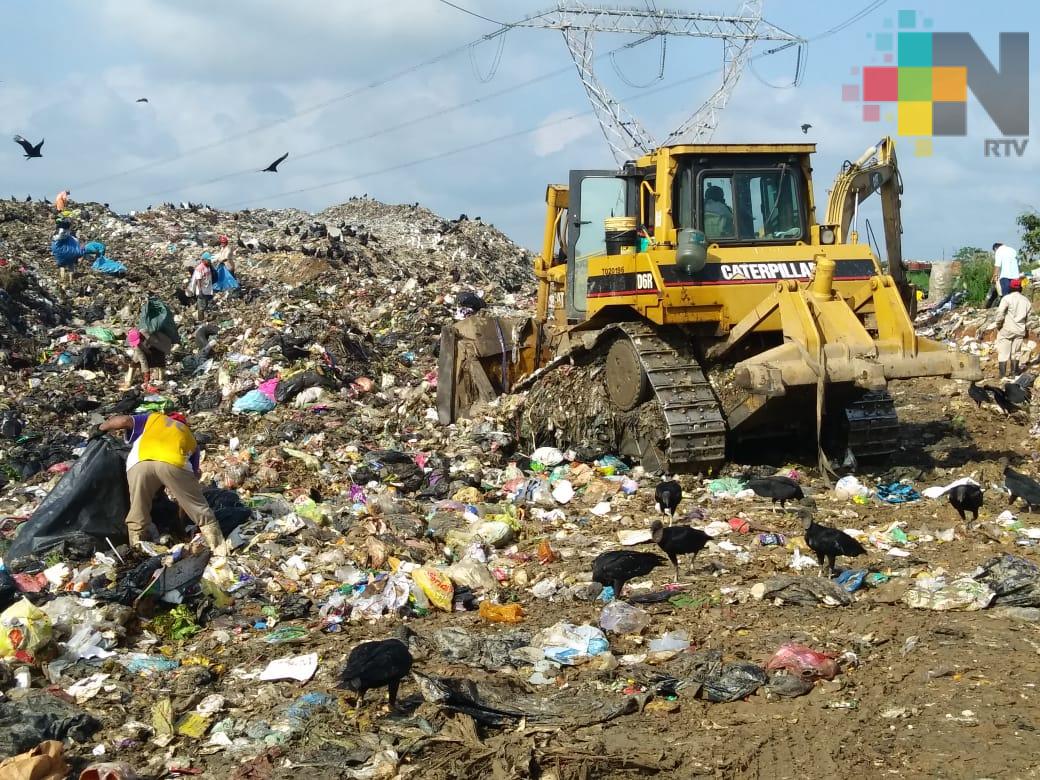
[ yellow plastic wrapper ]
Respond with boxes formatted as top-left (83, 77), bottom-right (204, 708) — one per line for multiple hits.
top-left (0, 597), bottom-right (53, 663)
top-left (175, 712), bottom-right (213, 738)
top-left (411, 567), bottom-right (453, 612)
top-left (451, 486), bottom-right (483, 504)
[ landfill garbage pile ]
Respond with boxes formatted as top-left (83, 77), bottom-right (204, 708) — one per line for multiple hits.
top-left (0, 197), bottom-right (1040, 778)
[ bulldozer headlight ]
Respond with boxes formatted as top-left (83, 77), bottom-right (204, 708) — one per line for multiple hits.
top-left (820, 227), bottom-right (836, 245)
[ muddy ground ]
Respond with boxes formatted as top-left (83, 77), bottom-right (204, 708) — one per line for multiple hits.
top-left (143, 374), bottom-right (1040, 780)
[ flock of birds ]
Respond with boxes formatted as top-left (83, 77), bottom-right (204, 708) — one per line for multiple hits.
top-left (337, 464), bottom-right (1040, 715)
top-left (13, 127), bottom-right (291, 174)
top-left (968, 372), bottom-right (1034, 416)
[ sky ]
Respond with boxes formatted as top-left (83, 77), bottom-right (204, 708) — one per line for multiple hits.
top-left (0, 1), bottom-right (1035, 259)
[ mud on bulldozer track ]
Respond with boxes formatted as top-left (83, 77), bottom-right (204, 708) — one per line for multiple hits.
top-left (515, 321), bottom-right (902, 473)
top-left (517, 322), bottom-right (727, 473)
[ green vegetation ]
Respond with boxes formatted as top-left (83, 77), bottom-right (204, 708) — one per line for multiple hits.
top-left (906, 269), bottom-right (930, 294)
top-left (954, 246), bottom-right (993, 305)
top-left (1017, 211), bottom-right (1040, 263)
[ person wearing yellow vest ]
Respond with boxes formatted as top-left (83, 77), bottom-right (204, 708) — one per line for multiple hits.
top-left (97, 411), bottom-right (227, 552)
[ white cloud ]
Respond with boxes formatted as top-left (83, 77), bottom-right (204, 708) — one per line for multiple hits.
top-left (531, 110), bottom-right (597, 157)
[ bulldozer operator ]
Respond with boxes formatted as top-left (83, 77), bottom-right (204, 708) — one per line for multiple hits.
top-left (703, 183), bottom-right (735, 239)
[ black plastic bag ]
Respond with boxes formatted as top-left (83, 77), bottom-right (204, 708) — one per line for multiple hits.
top-left (0, 691), bottom-right (102, 758)
top-left (698, 662), bottom-right (769, 703)
top-left (274, 370), bottom-right (334, 403)
top-left (202, 487), bottom-right (252, 535)
top-left (975, 554), bottom-right (1040, 607)
top-left (0, 568), bottom-right (17, 611)
top-left (7, 438), bottom-right (131, 561)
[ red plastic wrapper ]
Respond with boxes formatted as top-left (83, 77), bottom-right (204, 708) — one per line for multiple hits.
top-left (728, 517), bottom-right (751, 534)
top-left (765, 642), bottom-right (838, 680)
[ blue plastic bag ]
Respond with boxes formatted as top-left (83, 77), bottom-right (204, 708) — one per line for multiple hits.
top-left (835, 569), bottom-right (868, 592)
top-left (83, 240), bottom-right (106, 256)
top-left (50, 235), bottom-right (84, 268)
top-left (92, 255), bottom-right (127, 275)
top-left (876, 482), bottom-right (921, 504)
top-left (232, 389), bottom-right (276, 414)
top-left (213, 263), bottom-right (239, 292)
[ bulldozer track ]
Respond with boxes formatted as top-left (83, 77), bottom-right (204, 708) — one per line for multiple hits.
top-left (514, 322), bottom-right (899, 470)
top-left (840, 390), bottom-right (900, 458)
top-left (605, 322), bottom-right (727, 472)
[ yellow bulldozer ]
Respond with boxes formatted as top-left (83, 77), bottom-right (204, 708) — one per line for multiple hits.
top-left (437, 136), bottom-right (981, 472)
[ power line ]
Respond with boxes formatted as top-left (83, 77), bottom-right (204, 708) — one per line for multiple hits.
top-left (71, 26), bottom-right (512, 193)
top-left (121, 1), bottom-right (890, 209)
top-left (218, 51), bottom-right (779, 211)
top-left (117, 32), bottom-right (657, 204)
top-left (119, 57), bottom-right (580, 203)
top-left (811, 0), bottom-right (888, 40)
top-left (434, 0), bottom-right (506, 26)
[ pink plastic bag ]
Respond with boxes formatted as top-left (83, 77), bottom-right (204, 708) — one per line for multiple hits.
top-left (765, 642), bottom-right (838, 680)
top-left (258, 377), bottom-right (280, 401)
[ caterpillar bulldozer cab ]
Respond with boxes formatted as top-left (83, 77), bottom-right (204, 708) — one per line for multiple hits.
top-left (437, 137), bottom-right (980, 472)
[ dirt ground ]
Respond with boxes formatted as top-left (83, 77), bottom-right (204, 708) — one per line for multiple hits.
top-left (143, 374), bottom-right (1040, 780)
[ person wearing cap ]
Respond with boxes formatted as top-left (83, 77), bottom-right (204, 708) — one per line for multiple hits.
top-left (993, 242), bottom-right (1021, 298)
top-left (123, 327), bottom-right (173, 388)
top-left (186, 252), bottom-right (215, 317)
top-left (214, 235), bottom-right (235, 275)
top-left (97, 411), bottom-right (227, 552)
top-left (995, 277), bottom-right (1031, 377)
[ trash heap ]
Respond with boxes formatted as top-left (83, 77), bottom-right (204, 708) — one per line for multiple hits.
top-left (0, 199), bottom-right (1039, 778)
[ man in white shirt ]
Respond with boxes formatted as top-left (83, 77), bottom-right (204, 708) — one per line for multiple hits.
top-left (993, 242), bottom-right (1020, 297)
top-left (186, 253), bottom-right (215, 317)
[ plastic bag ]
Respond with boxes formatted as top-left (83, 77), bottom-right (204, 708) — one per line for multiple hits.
top-left (765, 642), bottom-right (838, 680)
top-left (91, 255), bottom-right (127, 275)
top-left (974, 554), bottom-right (1040, 607)
top-left (446, 559), bottom-right (498, 592)
top-left (274, 370), bottom-right (333, 403)
top-left (648, 630), bottom-right (690, 654)
top-left (0, 598), bottom-right (54, 662)
top-left (530, 447), bottom-right (565, 467)
top-left (902, 576), bottom-right (994, 611)
top-left (139, 297), bottom-right (180, 344)
top-left (698, 661), bottom-right (768, 703)
top-left (551, 480), bottom-right (575, 504)
top-left (7, 438), bottom-right (131, 560)
top-left (412, 568), bottom-right (453, 612)
top-left (473, 521), bottom-right (514, 548)
top-left (85, 326), bottom-right (116, 343)
top-left (220, 461), bottom-right (250, 491)
top-left (50, 235), bottom-right (83, 267)
top-left (534, 622), bottom-right (609, 665)
top-left (479, 602), bottom-right (524, 623)
top-left (599, 601), bottom-right (651, 634)
top-left (212, 263), bottom-right (239, 292)
top-left (834, 475), bottom-right (871, 500)
top-left (232, 389), bottom-right (276, 414)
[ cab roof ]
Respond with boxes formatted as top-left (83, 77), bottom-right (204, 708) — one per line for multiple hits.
top-left (634, 142), bottom-right (816, 165)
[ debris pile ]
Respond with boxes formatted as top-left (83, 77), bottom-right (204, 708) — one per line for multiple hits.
top-left (0, 197), bottom-right (1039, 778)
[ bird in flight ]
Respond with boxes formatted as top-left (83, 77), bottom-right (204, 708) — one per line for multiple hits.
top-left (261, 152), bottom-right (289, 172)
top-left (13, 135), bottom-right (44, 159)
top-left (800, 123), bottom-right (812, 134)
top-left (136, 98), bottom-right (149, 103)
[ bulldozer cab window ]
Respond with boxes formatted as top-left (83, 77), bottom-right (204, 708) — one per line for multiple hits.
top-left (567, 174), bottom-right (627, 318)
top-left (676, 164), bottom-right (805, 244)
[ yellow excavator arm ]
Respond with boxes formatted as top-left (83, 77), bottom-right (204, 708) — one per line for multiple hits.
top-left (825, 136), bottom-right (906, 289)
